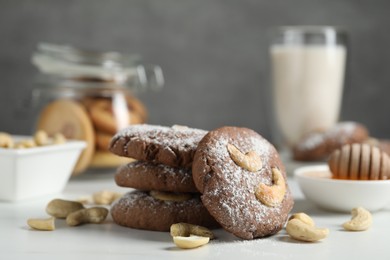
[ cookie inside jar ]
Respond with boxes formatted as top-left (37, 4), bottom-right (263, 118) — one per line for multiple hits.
top-left (31, 43), bottom-right (163, 175)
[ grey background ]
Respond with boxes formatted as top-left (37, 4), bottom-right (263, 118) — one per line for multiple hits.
top-left (1, 0), bottom-right (390, 145)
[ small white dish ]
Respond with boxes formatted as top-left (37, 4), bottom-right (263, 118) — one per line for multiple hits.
top-left (294, 165), bottom-right (390, 212)
top-left (0, 136), bottom-right (86, 202)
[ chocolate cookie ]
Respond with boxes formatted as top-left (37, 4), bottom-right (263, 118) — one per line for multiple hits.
top-left (110, 190), bottom-right (219, 232)
top-left (192, 126), bottom-right (294, 240)
top-left (293, 121), bottom-right (369, 161)
top-left (109, 124), bottom-right (207, 168)
top-left (115, 161), bottom-right (198, 193)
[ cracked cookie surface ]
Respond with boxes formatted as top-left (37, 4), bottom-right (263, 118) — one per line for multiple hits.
top-left (111, 190), bottom-right (219, 231)
top-left (109, 124), bottom-right (207, 168)
top-left (115, 161), bottom-right (198, 193)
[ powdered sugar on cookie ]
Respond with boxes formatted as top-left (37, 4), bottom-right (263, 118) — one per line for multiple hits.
top-left (296, 122), bottom-right (361, 151)
top-left (203, 136), bottom-right (283, 233)
top-left (293, 121), bottom-right (370, 161)
top-left (111, 190), bottom-right (219, 231)
top-left (109, 124), bottom-right (207, 168)
top-left (115, 161), bottom-right (197, 192)
top-left (113, 124), bottom-right (206, 153)
top-left (192, 127), bottom-right (294, 240)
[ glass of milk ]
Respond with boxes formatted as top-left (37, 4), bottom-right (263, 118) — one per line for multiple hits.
top-left (269, 26), bottom-right (347, 150)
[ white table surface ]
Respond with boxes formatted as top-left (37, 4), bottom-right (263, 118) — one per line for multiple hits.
top-left (1, 168), bottom-right (389, 260)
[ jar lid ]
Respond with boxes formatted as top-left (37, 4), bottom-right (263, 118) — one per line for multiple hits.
top-left (32, 43), bottom-right (164, 90)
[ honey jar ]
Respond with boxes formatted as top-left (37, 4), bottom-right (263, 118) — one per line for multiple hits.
top-left (31, 43), bottom-right (164, 175)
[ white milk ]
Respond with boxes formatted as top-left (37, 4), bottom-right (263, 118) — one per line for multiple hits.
top-left (271, 45), bottom-right (346, 147)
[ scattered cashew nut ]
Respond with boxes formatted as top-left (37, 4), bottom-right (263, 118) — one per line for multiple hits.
top-left (286, 218), bottom-right (329, 242)
top-left (342, 207), bottom-right (372, 231)
top-left (66, 207), bottom-right (108, 226)
top-left (170, 223), bottom-right (215, 239)
top-left (289, 212), bottom-right (315, 227)
top-left (76, 195), bottom-right (94, 205)
top-left (46, 199), bottom-right (85, 219)
top-left (173, 235), bottom-right (210, 249)
top-left (170, 223), bottom-right (213, 249)
top-left (27, 217), bottom-right (55, 231)
top-left (93, 190), bottom-right (123, 205)
top-left (227, 143), bottom-right (263, 172)
top-left (149, 190), bottom-right (192, 202)
top-left (255, 168), bottom-right (286, 207)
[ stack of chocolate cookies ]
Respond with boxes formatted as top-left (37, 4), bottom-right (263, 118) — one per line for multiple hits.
top-left (109, 124), bottom-right (219, 231)
top-left (109, 124), bottom-right (295, 240)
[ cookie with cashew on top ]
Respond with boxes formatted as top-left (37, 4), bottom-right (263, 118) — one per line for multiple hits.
top-left (192, 126), bottom-right (294, 240)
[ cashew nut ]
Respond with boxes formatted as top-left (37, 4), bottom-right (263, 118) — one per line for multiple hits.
top-left (53, 133), bottom-right (66, 144)
top-left (289, 212), bottom-right (315, 227)
top-left (34, 130), bottom-right (49, 146)
top-left (76, 195), bottom-right (94, 205)
top-left (66, 207), bottom-right (108, 226)
top-left (0, 131), bottom-right (66, 149)
top-left (170, 223), bottom-right (215, 239)
top-left (15, 139), bottom-right (36, 149)
top-left (286, 218), bottom-right (329, 242)
top-left (342, 207), bottom-right (372, 231)
top-left (149, 191), bottom-right (192, 202)
top-left (255, 168), bottom-right (286, 207)
top-left (173, 235), bottom-right (210, 249)
top-left (93, 190), bottom-right (123, 205)
top-left (227, 143), bottom-right (262, 172)
top-left (27, 217), bottom-right (55, 231)
top-left (46, 199), bottom-right (85, 219)
top-left (0, 132), bottom-right (13, 148)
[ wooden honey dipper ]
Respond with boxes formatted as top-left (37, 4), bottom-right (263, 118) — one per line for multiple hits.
top-left (328, 143), bottom-right (390, 180)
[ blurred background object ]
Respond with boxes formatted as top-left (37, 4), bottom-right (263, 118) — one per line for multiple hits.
top-left (31, 43), bottom-right (162, 173)
top-left (269, 26), bottom-right (347, 149)
top-left (1, 0), bottom-right (390, 144)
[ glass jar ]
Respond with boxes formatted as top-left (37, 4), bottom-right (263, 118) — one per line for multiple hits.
top-left (31, 43), bottom-right (164, 175)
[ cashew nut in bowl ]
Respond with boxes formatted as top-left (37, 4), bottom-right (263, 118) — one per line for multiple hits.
top-left (15, 139), bottom-right (36, 149)
top-left (0, 131), bottom-right (66, 149)
top-left (343, 207), bottom-right (372, 231)
top-left (0, 132), bottom-right (14, 148)
top-left (53, 133), bottom-right (67, 144)
top-left (34, 130), bottom-right (49, 146)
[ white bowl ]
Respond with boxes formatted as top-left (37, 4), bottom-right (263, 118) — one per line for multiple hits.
top-left (294, 165), bottom-right (390, 212)
top-left (0, 136), bottom-right (86, 202)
